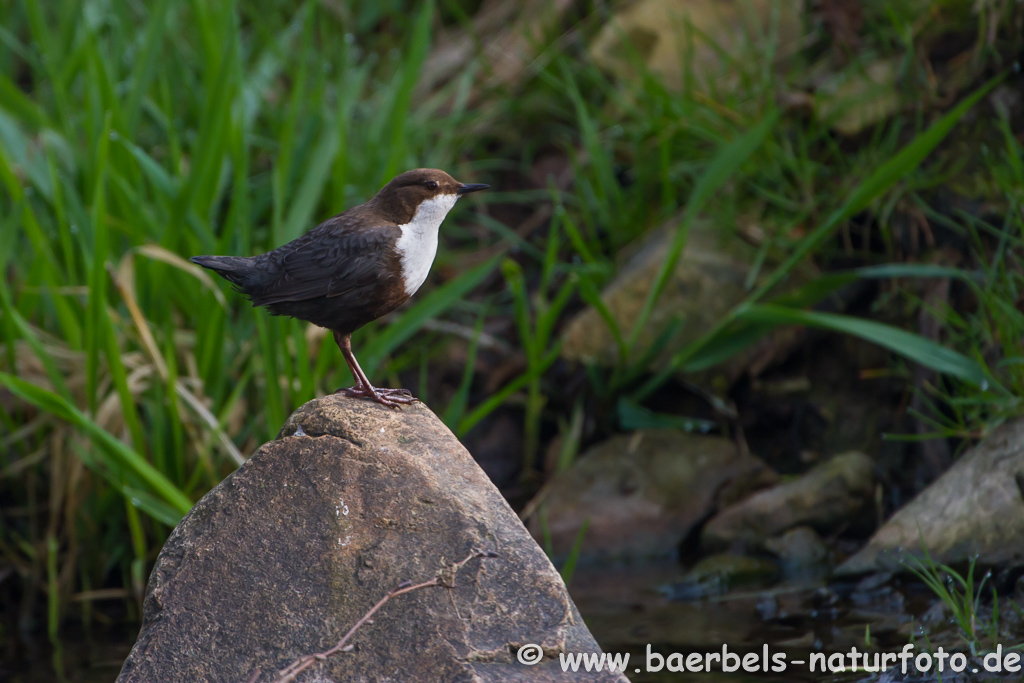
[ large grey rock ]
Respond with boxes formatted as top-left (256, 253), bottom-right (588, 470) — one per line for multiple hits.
top-left (701, 451), bottom-right (875, 549)
top-left (839, 418), bottom-right (1024, 575)
top-left (527, 430), bottom-right (777, 561)
top-left (117, 396), bottom-right (627, 683)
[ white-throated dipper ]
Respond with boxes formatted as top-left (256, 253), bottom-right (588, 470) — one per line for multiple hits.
top-left (190, 168), bottom-right (488, 407)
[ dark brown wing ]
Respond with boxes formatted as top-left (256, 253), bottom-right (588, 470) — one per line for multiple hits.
top-left (248, 215), bottom-right (401, 307)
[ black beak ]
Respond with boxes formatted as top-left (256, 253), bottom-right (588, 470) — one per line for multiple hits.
top-left (457, 183), bottom-right (489, 195)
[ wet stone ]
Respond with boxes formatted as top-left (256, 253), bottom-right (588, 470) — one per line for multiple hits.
top-left (764, 526), bottom-right (830, 574)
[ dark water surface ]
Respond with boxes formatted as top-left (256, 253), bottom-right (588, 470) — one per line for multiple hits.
top-left (4, 622), bottom-right (133, 683)
top-left (568, 562), bottom-right (1002, 683)
top-left (2, 562), bottom-right (1005, 682)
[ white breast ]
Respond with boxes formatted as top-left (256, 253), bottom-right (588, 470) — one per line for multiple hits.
top-left (395, 193), bottom-right (459, 296)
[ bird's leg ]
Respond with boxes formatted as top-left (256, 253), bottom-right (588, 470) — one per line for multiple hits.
top-left (334, 331), bottom-right (370, 392)
top-left (333, 331), bottom-right (418, 407)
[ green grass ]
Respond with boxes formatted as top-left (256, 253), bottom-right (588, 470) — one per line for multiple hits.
top-left (3, 0), bottom-right (1024, 660)
top-left (903, 535), bottom-right (1008, 655)
top-left (0, 0), bottom-right (500, 639)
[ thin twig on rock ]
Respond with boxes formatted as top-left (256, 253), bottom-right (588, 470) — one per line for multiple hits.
top-left (247, 549), bottom-right (497, 683)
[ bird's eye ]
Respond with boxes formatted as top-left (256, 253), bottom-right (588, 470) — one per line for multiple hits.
top-left (425, 180), bottom-right (438, 190)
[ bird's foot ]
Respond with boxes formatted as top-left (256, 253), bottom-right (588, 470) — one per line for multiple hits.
top-left (336, 384), bottom-right (418, 408)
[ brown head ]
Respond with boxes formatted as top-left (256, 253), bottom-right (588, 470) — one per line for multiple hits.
top-left (368, 168), bottom-right (488, 225)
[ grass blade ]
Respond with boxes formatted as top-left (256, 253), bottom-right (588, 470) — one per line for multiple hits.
top-left (626, 111), bottom-right (779, 349)
top-left (737, 304), bottom-right (994, 388)
top-left (752, 74), bottom-right (1005, 300)
top-left (0, 373), bottom-right (192, 516)
top-left (637, 76), bottom-right (1004, 399)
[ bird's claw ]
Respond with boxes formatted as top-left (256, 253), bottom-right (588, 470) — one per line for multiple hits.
top-left (337, 385), bottom-right (419, 408)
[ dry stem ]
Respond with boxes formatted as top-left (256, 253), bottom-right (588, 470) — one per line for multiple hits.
top-left (245, 549), bottom-right (496, 683)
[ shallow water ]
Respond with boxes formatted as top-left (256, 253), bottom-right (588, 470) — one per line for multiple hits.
top-left (569, 562), bottom-right (1006, 683)
top-left (3, 562), bottom-right (1011, 682)
top-left (570, 563), bottom-right (836, 682)
top-left (4, 623), bottom-right (133, 683)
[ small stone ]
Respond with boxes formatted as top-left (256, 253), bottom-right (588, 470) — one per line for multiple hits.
top-left (764, 526), bottom-right (830, 571)
top-left (663, 553), bottom-right (780, 601)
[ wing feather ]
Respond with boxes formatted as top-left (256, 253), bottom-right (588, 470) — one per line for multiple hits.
top-left (248, 215), bottom-right (400, 306)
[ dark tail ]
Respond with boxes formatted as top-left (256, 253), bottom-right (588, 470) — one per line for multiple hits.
top-left (189, 255), bottom-right (255, 289)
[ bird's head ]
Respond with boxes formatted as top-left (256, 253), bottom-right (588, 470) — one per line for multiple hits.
top-left (371, 168), bottom-right (488, 225)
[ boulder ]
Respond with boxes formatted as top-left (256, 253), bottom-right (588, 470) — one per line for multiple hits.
top-left (117, 396), bottom-right (627, 683)
top-left (588, 0), bottom-right (803, 91)
top-left (527, 430), bottom-right (778, 561)
top-left (560, 221), bottom-right (811, 387)
top-left (839, 418), bottom-right (1024, 575)
top-left (701, 451), bottom-right (874, 549)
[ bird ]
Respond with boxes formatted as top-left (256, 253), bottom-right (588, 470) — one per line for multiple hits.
top-left (190, 168), bottom-right (488, 407)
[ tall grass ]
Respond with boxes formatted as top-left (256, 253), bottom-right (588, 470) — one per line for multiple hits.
top-left (0, 0), bottom-right (496, 642)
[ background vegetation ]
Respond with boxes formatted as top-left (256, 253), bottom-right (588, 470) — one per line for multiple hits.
top-left (2, 0), bottom-right (1024, 678)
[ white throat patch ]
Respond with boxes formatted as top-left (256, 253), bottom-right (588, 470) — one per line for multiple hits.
top-left (395, 193), bottom-right (459, 296)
